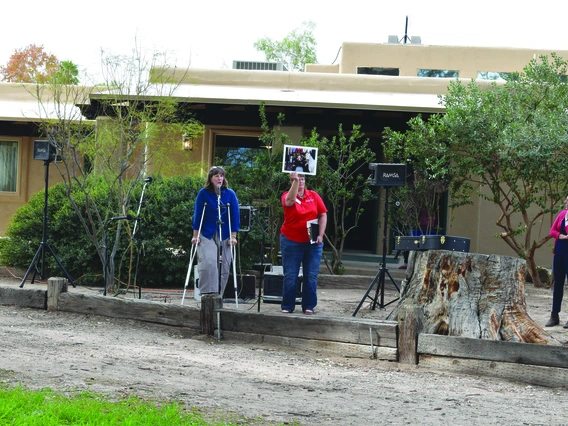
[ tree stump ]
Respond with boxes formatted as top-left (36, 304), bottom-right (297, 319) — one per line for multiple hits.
top-left (387, 250), bottom-right (561, 345)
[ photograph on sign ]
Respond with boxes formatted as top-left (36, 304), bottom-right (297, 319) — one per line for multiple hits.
top-left (281, 145), bottom-right (318, 175)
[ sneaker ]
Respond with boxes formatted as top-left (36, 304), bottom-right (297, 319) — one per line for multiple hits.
top-left (304, 309), bottom-right (314, 315)
top-left (281, 309), bottom-right (291, 314)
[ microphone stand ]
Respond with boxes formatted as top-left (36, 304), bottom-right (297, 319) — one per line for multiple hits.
top-left (216, 185), bottom-right (223, 295)
top-left (131, 178), bottom-right (152, 299)
top-left (254, 209), bottom-right (270, 312)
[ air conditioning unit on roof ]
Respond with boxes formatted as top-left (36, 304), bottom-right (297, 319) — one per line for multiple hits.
top-left (232, 60), bottom-right (288, 71)
top-left (387, 35), bottom-right (399, 44)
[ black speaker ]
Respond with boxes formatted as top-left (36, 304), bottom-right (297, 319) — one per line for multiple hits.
top-left (223, 274), bottom-right (256, 300)
top-left (262, 274), bottom-right (302, 304)
top-left (369, 163), bottom-right (407, 186)
top-left (239, 206), bottom-right (253, 232)
top-left (33, 140), bottom-right (57, 161)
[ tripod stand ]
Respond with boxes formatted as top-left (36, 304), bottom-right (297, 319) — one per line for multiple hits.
top-left (353, 186), bottom-right (399, 316)
top-left (20, 160), bottom-right (75, 288)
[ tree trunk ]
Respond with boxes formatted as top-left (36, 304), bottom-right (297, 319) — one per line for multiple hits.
top-left (525, 255), bottom-right (546, 288)
top-left (387, 250), bottom-right (561, 345)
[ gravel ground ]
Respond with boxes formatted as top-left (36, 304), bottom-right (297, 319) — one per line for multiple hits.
top-left (1, 268), bottom-right (568, 425)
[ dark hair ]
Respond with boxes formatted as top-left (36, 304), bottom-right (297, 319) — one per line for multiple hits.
top-left (205, 166), bottom-right (228, 190)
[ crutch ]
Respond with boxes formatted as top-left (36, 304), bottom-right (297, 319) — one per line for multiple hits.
top-left (181, 202), bottom-right (206, 305)
top-left (227, 203), bottom-right (239, 309)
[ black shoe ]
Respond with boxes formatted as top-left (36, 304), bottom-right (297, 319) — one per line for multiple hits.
top-left (545, 312), bottom-right (560, 327)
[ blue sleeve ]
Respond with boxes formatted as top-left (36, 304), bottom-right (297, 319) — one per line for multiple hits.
top-left (192, 189), bottom-right (206, 231)
top-left (229, 189), bottom-right (240, 231)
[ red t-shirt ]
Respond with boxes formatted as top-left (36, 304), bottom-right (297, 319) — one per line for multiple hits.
top-left (280, 189), bottom-right (327, 242)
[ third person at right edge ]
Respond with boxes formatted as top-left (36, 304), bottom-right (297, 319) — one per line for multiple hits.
top-left (280, 172), bottom-right (327, 315)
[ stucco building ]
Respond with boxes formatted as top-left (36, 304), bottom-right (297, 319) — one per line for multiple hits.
top-left (1, 41), bottom-right (567, 266)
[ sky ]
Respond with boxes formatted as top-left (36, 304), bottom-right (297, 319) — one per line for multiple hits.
top-left (2, 0), bottom-right (568, 82)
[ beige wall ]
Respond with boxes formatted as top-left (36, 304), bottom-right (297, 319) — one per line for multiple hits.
top-left (447, 187), bottom-right (556, 268)
top-left (305, 63), bottom-right (339, 74)
top-left (0, 136), bottom-right (63, 235)
top-left (316, 42), bottom-right (568, 79)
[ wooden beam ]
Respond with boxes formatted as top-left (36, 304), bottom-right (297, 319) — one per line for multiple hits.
top-left (222, 330), bottom-right (397, 361)
top-left (0, 287), bottom-right (46, 309)
top-left (419, 355), bottom-right (568, 388)
top-left (57, 292), bottom-right (201, 328)
top-left (418, 334), bottom-right (568, 369)
top-left (217, 308), bottom-right (398, 347)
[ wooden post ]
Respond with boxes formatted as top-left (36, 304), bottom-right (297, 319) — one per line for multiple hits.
top-left (200, 294), bottom-right (222, 336)
top-left (397, 305), bottom-right (423, 365)
top-left (47, 277), bottom-right (68, 312)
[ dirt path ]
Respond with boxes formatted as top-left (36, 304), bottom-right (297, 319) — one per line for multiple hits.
top-left (1, 272), bottom-right (568, 425)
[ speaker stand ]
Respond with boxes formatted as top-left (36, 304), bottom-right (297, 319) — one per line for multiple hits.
top-left (353, 186), bottom-right (399, 316)
top-left (20, 160), bottom-right (75, 288)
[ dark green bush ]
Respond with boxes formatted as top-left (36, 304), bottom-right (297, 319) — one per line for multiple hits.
top-left (131, 175), bottom-right (202, 288)
top-left (0, 182), bottom-right (100, 282)
top-left (0, 174), bottom-right (267, 289)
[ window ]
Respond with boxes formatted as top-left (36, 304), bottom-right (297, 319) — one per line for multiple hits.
top-left (0, 140), bottom-right (18, 192)
top-left (477, 72), bottom-right (519, 81)
top-left (417, 69), bottom-right (459, 78)
top-left (357, 67), bottom-right (400, 76)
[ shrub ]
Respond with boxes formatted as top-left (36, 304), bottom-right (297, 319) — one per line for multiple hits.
top-left (0, 174), bottom-right (263, 289)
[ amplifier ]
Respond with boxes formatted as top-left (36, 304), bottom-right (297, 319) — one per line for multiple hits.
top-left (262, 273), bottom-right (302, 304)
top-left (222, 274), bottom-right (256, 300)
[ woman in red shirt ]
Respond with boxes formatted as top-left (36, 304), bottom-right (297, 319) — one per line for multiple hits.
top-left (280, 172), bottom-right (327, 314)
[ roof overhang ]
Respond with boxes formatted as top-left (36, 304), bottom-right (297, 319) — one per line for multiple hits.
top-left (149, 67), bottom-right (492, 114)
top-left (0, 82), bottom-right (94, 123)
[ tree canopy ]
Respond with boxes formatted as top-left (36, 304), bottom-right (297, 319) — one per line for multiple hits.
top-left (254, 21), bottom-right (317, 72)
top-left (383, 53), bottom-right (568, 287)
top-left (0, 44), bottom-right (79, 84)
top-left (28, 44), bottom-right (201, 292)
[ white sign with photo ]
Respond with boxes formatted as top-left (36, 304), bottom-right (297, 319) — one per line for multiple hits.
top-left (281, 145), bottom-right (318, 175)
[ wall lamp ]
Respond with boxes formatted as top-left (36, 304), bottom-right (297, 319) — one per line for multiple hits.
top-left (182, 134), bottom-right (193, 151)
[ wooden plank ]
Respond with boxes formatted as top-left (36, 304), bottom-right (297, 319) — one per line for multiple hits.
top-left (0, 287), bottom-right (46, 309)
top-left (419, 355), bottom-right (568, 388)
top-left (418, 334), bottom-right (568, 369)
top-left (222, 330), bottom-right (398, 361)
top-left (57, 292), bottom-right (201, 327)
top-left (217, 308), bottom-right (398, 347)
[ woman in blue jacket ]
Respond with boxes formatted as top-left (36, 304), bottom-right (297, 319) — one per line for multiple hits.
top-left (191, 166), bottom-right (240, 295)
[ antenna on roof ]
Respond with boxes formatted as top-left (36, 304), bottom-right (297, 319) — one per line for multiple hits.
top-left (387, 16), bottom-right (421, 44)
top-left (403, 15), bottom-right (410, 44)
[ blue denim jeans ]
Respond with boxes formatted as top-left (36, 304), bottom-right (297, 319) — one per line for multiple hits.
top-left (552, 254), bottom-right (568, 313)
top-left (280, 234), bottom-right (323, 313)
